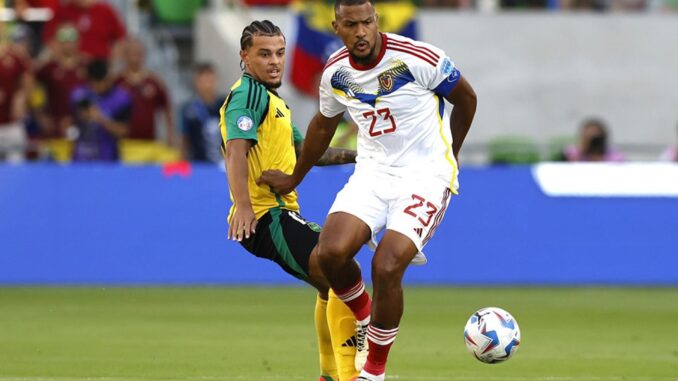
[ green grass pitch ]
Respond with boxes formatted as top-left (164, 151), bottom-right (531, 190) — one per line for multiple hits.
top-left (1, 287), bottom-right (677, 381)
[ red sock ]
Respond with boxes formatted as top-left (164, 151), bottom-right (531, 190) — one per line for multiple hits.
top-left (333, 277), bottom-right (371, 322)
top-left (363, 324), bottom-right (399, 375)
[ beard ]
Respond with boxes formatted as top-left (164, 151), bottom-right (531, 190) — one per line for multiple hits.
top-left (264, 79), bottom-right (282, 89)
top-left (349, 43), bottom-right (377, 66)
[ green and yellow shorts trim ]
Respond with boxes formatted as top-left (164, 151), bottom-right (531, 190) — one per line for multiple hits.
top-left (239, 207), bottom-right (322, 282)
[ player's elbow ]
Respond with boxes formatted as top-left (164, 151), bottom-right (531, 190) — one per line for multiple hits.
top-left (225, 140), bottom-right (251, 164)
top-left (224, 145), bottom-right (239, 163)
top-left (462, 86), bottom-right (477, 111)
top-left (449, 78), bottom-right (478, 112)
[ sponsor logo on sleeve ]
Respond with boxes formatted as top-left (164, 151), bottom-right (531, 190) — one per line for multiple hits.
top-left (237, 116), bottom-right (253, 131)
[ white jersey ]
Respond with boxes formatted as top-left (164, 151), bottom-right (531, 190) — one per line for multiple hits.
top-left (319, 32), bottom-right (461, 189)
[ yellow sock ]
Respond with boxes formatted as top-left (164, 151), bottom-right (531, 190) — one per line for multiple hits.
top-left (315, 295), bottom-right (338, 380)
top-left (327, 290), bottom-right (359, 381)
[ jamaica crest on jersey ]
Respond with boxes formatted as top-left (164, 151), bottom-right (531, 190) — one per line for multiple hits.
top-left (330, 59), bottom-right (415, 108)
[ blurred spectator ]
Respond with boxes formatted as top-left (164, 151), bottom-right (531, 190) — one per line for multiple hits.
top-left (115, 38), bottom-right (177, 148)
top-left (659, 123), bottom-right (678, 161)
top-left (501, 0), bottom-right (549, 8)
top-left (562, 118), bottom-right (624, 162)
top-left (557, 0), bottom-right (608, 10)
top-left (0, 28), bottom-right (32, 162)
top-left (15, 68), bottom-right (51, 160)
top-left (12, 0), bottom-right (60, 14)
top-left (43, 0), bottom-right (126, 60)
top-left (241, 0), bottom-right (292, 4)
top-left (181, 63), bottom-right (226, 164)
top-left (37, 24), bottom-right (87, 138)
top-left (420, 0), bottom-right (471, 7)
top-left (8, 24), bottom-right (35, 59)
top-left (558, 0), bottom-right (660, 10)
top-left (70, 59), bottom-right (131, 161)
top-left (609, 0), bottom-right (649, 11)
top-left (12, 0), bottom-right (59, 56)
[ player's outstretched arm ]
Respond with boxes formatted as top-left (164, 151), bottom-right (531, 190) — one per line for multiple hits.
top-left (225, 139), bottom-right (257, 242)
top-left (259, 111), bottom-right (344, 193)
top-left (295, 143), bottom-right (356, 166)
top-left (294, 111), bottom-right (346, 171)
top-left (445, 76), bottom-right (477, 162)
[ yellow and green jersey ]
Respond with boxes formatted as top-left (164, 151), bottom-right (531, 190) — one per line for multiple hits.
top-left (220, 73), bottom-right (303, 221)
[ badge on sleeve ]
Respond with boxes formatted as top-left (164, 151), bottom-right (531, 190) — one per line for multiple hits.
top-left (441, 58), bottom-right (453, 76)
top-left (447, 68), bottom-right (460, 83)
top-left (237, 116), bottom-right (253, 131)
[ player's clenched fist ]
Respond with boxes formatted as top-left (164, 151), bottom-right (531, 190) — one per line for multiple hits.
top-left (257, 169), bottom-right (297, 195)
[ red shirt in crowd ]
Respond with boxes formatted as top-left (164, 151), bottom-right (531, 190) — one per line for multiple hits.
top-left (0, 50), bottom-right (30, 125)
top-left (115, 73), bottom-right (170, 140)
top-left (23, 0), bottom-right (59, 10)
top-left (37, 59), bottom-right (87, 134)
top-left (42, 2), bottom-right (126, 59)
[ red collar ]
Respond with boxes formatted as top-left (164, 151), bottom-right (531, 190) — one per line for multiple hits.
top-left (349, 33), bottom-right (387, 71)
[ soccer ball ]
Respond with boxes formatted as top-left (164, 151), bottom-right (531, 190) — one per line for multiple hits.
top-left (463, 307), bottom-right (521, 364)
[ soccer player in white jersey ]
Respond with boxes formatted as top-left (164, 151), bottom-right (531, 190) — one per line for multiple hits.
top-left (259, 1), bottom-right (477, 380)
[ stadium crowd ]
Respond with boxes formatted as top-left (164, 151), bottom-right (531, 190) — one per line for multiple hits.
top-left (228, 0), bottom-right (678, 11)
top-left (0, 0), bottom-right (227, 163)
top-left (0, 0), bottom-right (676, 164)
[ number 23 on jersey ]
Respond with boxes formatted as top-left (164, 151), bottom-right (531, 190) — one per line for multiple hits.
top-left (363, 107), bottom-right (397, 137)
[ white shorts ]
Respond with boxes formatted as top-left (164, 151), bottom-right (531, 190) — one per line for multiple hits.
top-left (328, 168), bottom-right (453, 254)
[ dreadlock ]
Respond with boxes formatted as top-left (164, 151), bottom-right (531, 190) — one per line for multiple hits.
top-left (240, 20), bottom-right (284, 51)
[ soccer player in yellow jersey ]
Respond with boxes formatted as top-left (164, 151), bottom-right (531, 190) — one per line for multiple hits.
top-left (221, 20), bottom-right (362, 381)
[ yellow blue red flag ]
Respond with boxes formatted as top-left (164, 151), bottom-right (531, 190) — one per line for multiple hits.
top-left (290, 0), bottom-right (418, 97)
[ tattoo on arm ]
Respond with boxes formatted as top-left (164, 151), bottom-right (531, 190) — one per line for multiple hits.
top-left (316, 147), bottom-right (357, 166)
top-left (295, 141), bottom-right (356, 166)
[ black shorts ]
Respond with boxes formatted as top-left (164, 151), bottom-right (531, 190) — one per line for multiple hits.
top-left (240, 208), bottom-right (321, 282)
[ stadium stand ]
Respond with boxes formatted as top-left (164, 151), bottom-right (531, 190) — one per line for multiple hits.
top-left (0, 1), bottom-right (676, 163)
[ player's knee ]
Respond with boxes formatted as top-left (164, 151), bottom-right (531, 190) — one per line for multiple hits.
top-left (317, 239), bottom-right (352, 266)
top-left (372, 254), bottom-right (407, 284)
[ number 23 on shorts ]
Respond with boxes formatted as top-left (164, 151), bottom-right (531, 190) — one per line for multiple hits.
top-left (403, 194), bottom-right (438, 227)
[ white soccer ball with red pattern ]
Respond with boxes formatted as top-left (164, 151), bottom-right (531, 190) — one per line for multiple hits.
top-left (464, 307), bottom-right (521, 364)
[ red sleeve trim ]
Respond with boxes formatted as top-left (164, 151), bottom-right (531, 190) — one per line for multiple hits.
top-left (386, 45), bottom-right (437, 67)
top-left (324, 51), bottom-right (349, 70)
top-left (387, 39), bottom-right (440, 62)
